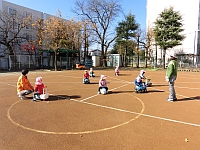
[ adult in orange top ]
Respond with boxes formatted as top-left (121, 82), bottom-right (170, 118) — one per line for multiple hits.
top-left (17, 69), bottom-right (34, 100)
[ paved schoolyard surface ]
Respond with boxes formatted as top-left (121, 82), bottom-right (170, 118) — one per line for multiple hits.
top-left (1, 69), bottom-right (200, 150)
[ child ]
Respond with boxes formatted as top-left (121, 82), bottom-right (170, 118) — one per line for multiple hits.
top-left (17, 69), bottom-right (34, 100)
top-left (98, 75), bottom-right (108, 94)
top-left (83, 70), bottom-right (90, 83)
top-left (32, 77), bottom-right (45, 102)
top-left (114, 66), bottom-right (119, 76)
top-left (89, 68), bottom-right (95, 77)
top-left (134, 70), bottom-right (146, 86)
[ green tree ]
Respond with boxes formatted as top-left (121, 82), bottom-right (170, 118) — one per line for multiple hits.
top-left (116, 13), bottom-right (139, 66)
top-left (154, 6), bottom-right (185, 68)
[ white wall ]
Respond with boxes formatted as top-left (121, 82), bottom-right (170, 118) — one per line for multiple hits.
top-left (146, 0), bottom-right (200, 56)
top-left (92, 56), bottom-right (100, 67)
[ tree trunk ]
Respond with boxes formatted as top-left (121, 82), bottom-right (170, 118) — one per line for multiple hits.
top-left (163, 49), bottom-right (166, 69)
top-left (155, 44), bottom-right (157, 67)
top-left (54, 50), bottom-right (57, 71)
top-left (137, 54), bottom-right (139, 68)
top-left (145, 47), bottom-right (148, 68)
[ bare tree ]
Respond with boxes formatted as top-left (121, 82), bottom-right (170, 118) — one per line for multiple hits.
top-left (0, 10), bottom-right (32, 55)
top-left (139, 27), bottom-right (155, 68)
top-left (73, 0), bottom-right (122, 65)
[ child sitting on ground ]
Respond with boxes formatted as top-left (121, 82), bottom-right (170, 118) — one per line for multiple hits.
top-left (98, 75), bottom-right (108, 94)
top-left (83, 70), bottom-right (90, 83)
top-left (32, 77), bottom-right (45, 102)
top-left (89, 68), bottom-right (95, 77)
top-left (114, 66), bottom-right (119, 76)
top-left (17, 69), bottom-right (34, 100)
top-left (134, 70), bottom-right (146, 86)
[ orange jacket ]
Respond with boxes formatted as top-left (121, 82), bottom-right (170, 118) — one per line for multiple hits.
top-left (17, 75), bottom-right (34, 92)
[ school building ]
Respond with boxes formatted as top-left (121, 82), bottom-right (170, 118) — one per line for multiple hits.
top-left (146, 0), bottom-right (200, 66)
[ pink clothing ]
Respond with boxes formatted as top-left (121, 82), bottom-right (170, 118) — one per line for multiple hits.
top-left (99, 80), bottom-right (107, 87)
top-left (99, 75), bottom-right (107, 87)
top-left (35, 77), bottom-right (43, 85)
top-left (115, 68), bottom-right (119, 73)
top-left (34, 77), bottom-right (45, 94)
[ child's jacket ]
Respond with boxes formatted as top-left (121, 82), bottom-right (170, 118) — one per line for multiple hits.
top-left (99, 80), bottom-right (107, 87)
top-left (34, 77), bottom-right (45, 94)
top-left (83, 73), bottom-right (90, 78)
top-left (34, 84), bottom-right (45, 94)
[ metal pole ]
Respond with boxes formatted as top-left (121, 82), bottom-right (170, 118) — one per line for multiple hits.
top-left (193, 31), bottom-right (196, 67)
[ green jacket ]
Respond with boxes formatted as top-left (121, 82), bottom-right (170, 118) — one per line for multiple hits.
top-left (166, 60), bottom-right (178, 79)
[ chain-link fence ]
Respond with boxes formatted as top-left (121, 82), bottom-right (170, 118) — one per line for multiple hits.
top-left (0, 55), bottom-right (80, 70)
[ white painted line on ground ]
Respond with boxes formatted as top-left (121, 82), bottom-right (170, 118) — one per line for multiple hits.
top-left (80, 83), bottom-right (130, 102)
top-left (72, 97), bottom-right (200, 127)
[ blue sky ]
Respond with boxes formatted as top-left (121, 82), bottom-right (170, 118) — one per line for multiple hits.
top-left (5, 0), bottom-right (146, 30)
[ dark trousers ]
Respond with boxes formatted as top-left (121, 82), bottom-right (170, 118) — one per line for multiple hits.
top-left (21, 90), bottom-right (33, 96)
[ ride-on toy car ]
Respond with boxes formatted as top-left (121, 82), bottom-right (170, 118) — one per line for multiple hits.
top-left (83, 78), bottom-right (90, 84)
top-left (134, 80), bottom-right (147, 93)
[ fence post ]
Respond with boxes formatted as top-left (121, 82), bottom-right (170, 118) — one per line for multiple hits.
top-left (66, 53), bottom-right (68, 70)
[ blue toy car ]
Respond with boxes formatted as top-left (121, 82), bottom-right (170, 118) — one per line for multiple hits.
top-left (134, 79), bottom-right (147, 93)
top-left (83, 78), bottom-right (90, 84)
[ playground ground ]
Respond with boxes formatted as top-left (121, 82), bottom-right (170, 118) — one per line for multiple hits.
top-left (1, 69), bottom-right (200, 150)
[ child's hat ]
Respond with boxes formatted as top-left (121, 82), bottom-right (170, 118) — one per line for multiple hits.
top-left (140, 70), bottom-right (146, 74)
top-left (35, 77), bottom-right (42, 85)
top-left (84, 70), bottom-right (88, 72)
top-left (100, 75), bottom-right (106, 80)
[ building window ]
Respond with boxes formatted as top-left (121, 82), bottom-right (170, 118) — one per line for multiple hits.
top-left (24, 34), bottom-right (32, 41)
top-left (8, 7), bottom-right (17, 16)
top-left (24, 11), bottom-right (32, 18)
top-left (23, 11), bottom-right (32, 29)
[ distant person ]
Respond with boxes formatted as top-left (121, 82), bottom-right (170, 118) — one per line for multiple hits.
top-left (83, 70), bottom-right (90, 84)
top-left (17, 69), bottom-right (34, 100)
top-left (165, 55), bottom-right (178, 102)
top-left (114, 66), bottom-right (119, 76)
top-left (32, 77), bottom-right (45, 102)
top-left (89, 68), bottom-right (95, 77)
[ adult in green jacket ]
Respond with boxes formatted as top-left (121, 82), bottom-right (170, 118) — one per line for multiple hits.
top-left (165, 55), bottom-right (178, 102)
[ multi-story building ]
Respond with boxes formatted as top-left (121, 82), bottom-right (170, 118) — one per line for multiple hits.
top-left (0, 0), bottom-right (52, 69)
top-left (146, 0), bottom-right (200, 66)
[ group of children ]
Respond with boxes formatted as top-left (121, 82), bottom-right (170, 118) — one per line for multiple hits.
top-left (82, 68), bottom-right (108, 94)
top-left (17, 67), bottom-right (148, 101)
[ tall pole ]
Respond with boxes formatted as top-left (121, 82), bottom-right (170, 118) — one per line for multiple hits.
top-left (193, 30), bottom-right (196, 67)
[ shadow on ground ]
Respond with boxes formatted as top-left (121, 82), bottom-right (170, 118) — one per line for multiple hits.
top-left (152, 84), bottom-right (168, 87)
top-left (147, 90), bottom-right (165, 93)
top-left (176, 96), bottom-right (200, 102)
top-left (48, 95), bottom-right (81, 101)
top-left (109, 91), bottom-right (134, 94)
top-left (118, 74), bottom-right (132, 76)
top-left (109, 89), bottom-right (165, 94)
top-left (87, 82), bottom-right (99, 84)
